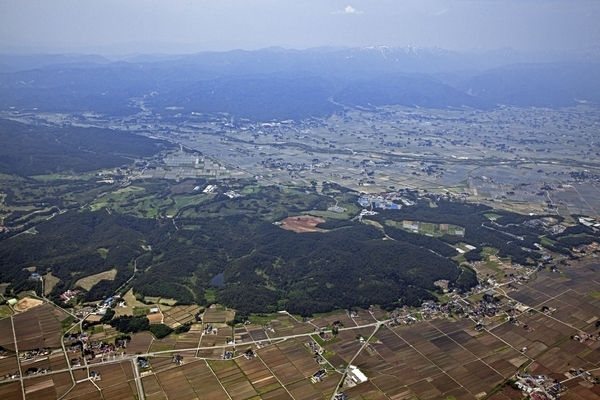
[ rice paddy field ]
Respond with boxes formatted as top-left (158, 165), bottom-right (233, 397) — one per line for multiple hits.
top-left (0, 253), bottom-right (599, 399)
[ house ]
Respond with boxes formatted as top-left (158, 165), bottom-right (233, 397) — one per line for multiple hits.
top-left (89, 371), bottom-right (101, 381)
top-left (60, 290), bottom-right (79, 302)
top-left (173, 355), bottom-right (184, 365)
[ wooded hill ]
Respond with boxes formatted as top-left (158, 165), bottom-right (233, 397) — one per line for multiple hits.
top-left (0, 119), bottom-right (174, 176)
top-left (4, 188), bottom-right (588, 317)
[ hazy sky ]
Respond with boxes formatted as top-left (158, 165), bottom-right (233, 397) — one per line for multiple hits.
top-left (1, 0), bottom-right (599, 54)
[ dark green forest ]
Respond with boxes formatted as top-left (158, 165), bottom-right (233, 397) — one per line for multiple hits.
top-left (0, 119), bottom-right (174, 176)
top-left (1, 190), bottom-right (585, 316)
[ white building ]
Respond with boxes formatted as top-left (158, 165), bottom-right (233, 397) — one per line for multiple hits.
top-left (348, 365), bottom-right (368, 384)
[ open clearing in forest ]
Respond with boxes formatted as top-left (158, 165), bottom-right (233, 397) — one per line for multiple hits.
top-left (43, 272), bottom-right (60, 295)
top-left (75, 269), bottom-right (117, 291)
top-left (278, 215), bottom-right (326, 233)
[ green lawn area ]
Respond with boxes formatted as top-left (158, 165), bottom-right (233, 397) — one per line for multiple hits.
top-left (0, 305), bottom-right (13, 318)
top-left (30, 174), bottom-right (73, 181)
top-left (133, 307), bottom-right (150, 316)
top-left (481, 247), bottom-right (499, 257)
top-left (61, 316), bottom-right (76, 333)
top-left (484, 261), bottom-right (503, 274)
top-left (540, 236), bottom-right (556, 246)
top-left (247, 313), bottom-right (280, 326)
top-left (204, 289), bottom-right (216, 303)
top-left (240, 185), bottom-right (261, 194)
top-left (97, 248), bottom-right (109, 259)
top-left (304, 210), bottom-right (351, 220)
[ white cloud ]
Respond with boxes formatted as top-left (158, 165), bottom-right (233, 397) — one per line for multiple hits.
top-left (333, 5), bottom-right (363, 15)
top-left (434, 8), bottom-right (450, 16)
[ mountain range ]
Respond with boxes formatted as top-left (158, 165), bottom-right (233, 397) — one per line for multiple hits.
top-left (1, 46), bottom-right (598, 120)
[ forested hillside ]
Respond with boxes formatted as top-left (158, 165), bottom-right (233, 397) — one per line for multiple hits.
top-left (0, 119), bottom-right (173, 176)
top-left (9, 186), bottom-right (588, 320)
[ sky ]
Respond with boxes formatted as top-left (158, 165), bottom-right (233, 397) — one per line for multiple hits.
top-left (1, 0), bottom-right (599, 54)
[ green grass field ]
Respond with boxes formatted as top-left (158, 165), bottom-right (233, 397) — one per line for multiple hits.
top-left (0, 305), bottom-right (13, 318)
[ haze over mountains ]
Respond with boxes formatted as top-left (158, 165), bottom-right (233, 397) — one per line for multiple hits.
top-left (1, 46), bottom-right (599, 120)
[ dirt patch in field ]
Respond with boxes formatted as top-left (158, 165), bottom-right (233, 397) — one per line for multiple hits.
top-left (86, 314), bottom-right (102, 323)
top-left (14, 297), bottom-right (44, 312)
top-left (278, 215), bottom-right (327, 233)
top-left (148, 313), bottom-right (163, 324)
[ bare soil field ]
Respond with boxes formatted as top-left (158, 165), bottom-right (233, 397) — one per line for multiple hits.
top-left (148, 336), bottom-right (176, 353)
top-left (202, 306), bottom-right (228, 324)
top-left (267, 315), bottom-right (314, 338)
top-left (286, 379), bottom-right (324, 399)
top-left (48, 352), bottom-right (69, 371)
top-left (13, 297), bottom-right (43, 312)
top-left (64, 362), bottom-right (136, 400)
top-left (162, 305), bottom-right (200, 327)
top-left (174, 329), bottom-right (202, 350)
top-left (258, 344), bottom-right (304, 386)
top-left (46, 370), bottom-right (73, 398)
top-left (261, 387), bottom-right (294, 399)
top-left (329, 322), bottom-right (520, 399)
top-left (197, 347), bottom-right (228, 359)
top-left (141, 374), bottom-right (167, 399)
top-left (0, 381), bottom-right (22, 400)
top-left (0, 355), bottom-right (18, 377)
top-left (24, 376), bottom-right (58, 400)
top-left (62, 380), bottom-right (102, 400)
top-left (245, 325), bottom-right (270, 342)
top-left (207, 359), bottom-right (258, 400)
top-left (236, 356), bottom-right (281, 394)
top-left (126, 332), bottom-right (153, 354)
top-left (100, 381), bottom-right (136, 400)
top-left (147, 312), bottom-right (163, 324)
top-left (278, 215), bottom-right (326, 233)
top-left (86, 314), bottom-right (102, 323)
top-left (155, 368), bottom-right (197, 399)
top-left (182, 361), bottom-right (230, 399)
top-left (13, 304), bottom-right (62, 350)
top-left (277, 339), bottom-right (319, 377)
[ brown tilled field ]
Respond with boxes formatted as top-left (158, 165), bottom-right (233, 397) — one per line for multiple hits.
top-left (258, 345), bottom-right (304, 386)
top-left (278, 215), bottom-right (326, 233)
top-left (0, 381), bottom-right (22, 400)
top-left (127, 332), bottom-right (153, 354)
top-left (0, 355), bottom-right (19, 377)
top-left (12, 304), bottom-right (63, 350)
top-left (162, 305), bottom-right (200, 328)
